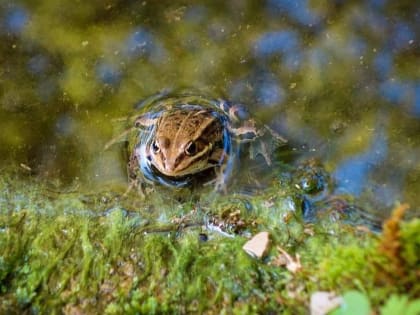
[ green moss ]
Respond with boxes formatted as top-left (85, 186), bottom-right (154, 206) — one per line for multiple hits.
top-left (400, 219), bottom-right (420, 296)
top-left (0, 171), bottom-right (418, 314)
top-left (315, 243), bottom-right (377, 291)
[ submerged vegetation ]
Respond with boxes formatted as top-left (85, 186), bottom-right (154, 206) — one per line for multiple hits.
top-left (0, 169), bottom-right (418, 314)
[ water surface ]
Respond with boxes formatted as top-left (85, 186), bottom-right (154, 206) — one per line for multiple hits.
top-left (1, 1), bottom-right (419, 219)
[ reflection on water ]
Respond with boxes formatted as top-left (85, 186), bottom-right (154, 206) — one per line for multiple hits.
top-left (4, 5), bottom-right (28, 34)
top-left (0, 1), bottom-right (419, 218)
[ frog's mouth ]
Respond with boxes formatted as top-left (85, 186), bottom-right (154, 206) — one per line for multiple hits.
top-left (148, 164), bottom-right (220, 188)
top-left (152, 156), bottom-right (218, 178)
top-left (136, 144), bottom-right (196, 188)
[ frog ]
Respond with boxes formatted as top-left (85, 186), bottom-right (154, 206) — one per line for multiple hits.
top-left (124, 91), bottom-right (286, 195)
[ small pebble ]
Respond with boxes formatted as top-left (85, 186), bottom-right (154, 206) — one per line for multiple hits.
top-left (242, 231), bottom-right (270, 259)
top-left (310, 291), bottom-right (342, 315)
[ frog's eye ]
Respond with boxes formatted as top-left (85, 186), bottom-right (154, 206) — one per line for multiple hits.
top-left (151, 140), bottom-right (160, 153)
top-left (185, 141), bottom-right (197, 156)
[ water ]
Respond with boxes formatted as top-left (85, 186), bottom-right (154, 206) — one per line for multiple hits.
top-left (1, 1), bottom-right (419, 220)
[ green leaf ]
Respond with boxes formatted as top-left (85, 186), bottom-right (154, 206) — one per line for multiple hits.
top-left (380, 295), bottom-right (420, 315)
top-left (330, 291), bottom-right (371, 315)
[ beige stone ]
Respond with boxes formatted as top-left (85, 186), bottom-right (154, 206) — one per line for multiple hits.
top-left (242, 231), bottom-right (270, 259)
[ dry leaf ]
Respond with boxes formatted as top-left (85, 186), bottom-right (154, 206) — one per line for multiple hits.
top-left (272, 246), bottom-right (302, 273)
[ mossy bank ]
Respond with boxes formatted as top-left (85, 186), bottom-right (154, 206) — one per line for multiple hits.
top-left (0, 168), bottom-right (419, 314)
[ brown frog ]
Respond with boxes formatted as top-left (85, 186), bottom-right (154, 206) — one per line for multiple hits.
top-left (125, 92), bottom-right (286, 194)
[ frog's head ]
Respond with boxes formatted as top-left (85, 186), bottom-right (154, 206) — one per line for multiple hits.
top-left (146, 108), bottom-right (224, 177)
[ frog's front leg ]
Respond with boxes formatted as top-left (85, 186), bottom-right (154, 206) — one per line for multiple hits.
top-left (228, 119), bottom-right (261, 142)
top-left (204, 148), bottom-right (231, 193)
top-left (223, 103), bottom-right (262, 139)
top-left (126, 151), bottom-right (147, 199)
top-left (214, 163), bottom-right (229, 193)
top-left (227, 106), bottom-right (287, 166)
top-left (203, 165), bottom-right (229, 193)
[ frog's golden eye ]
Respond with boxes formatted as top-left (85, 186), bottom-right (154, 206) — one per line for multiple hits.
top-left (151, 140), bottom-right (160, 153)
top-left (185, 141), bottom-right (197, 156)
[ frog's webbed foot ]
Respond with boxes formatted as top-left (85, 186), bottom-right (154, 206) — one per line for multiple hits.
top-left (214, 175), bottom-right (228, 194)
top-left (247, 125), bottom-right (287, 166)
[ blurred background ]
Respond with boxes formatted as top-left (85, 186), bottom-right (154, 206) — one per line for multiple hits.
top-left (0, 0), bottom-right (419, 218)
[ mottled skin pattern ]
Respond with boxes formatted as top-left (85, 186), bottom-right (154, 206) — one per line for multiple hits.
top-left (125, 94), bottom-right (286, 194)
top-left (150, 109), bottom-right (225, 177)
